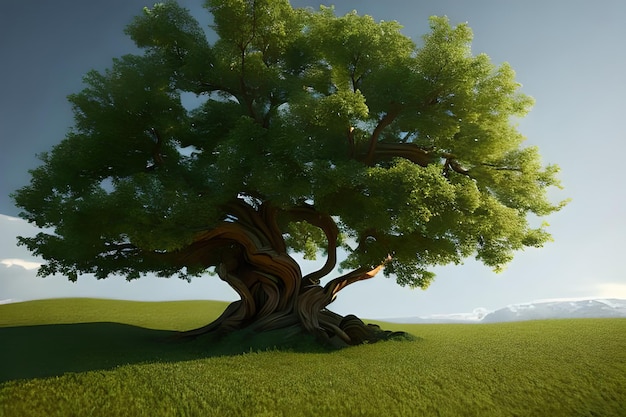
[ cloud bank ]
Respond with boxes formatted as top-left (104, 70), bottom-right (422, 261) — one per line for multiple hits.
top-left (0, 258), bottom-right (42, 270)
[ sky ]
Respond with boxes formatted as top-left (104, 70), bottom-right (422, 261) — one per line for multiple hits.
top-left (1, 0), bottom-right (625, 319)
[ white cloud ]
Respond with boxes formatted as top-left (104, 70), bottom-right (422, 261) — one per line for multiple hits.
top-left (425, 307), bottom-right (492, 321)
top-left (0, 214), bottom-right (21, 222)
top-left (1, 258), bottom-right (42, 270)
top-left (594, 283), bottom-right (626, 299)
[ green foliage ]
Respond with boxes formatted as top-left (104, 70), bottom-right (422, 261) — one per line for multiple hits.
top-left (284, 221), bottom-right (329, 260)
top-left (1, 299), bottom-right (624, 417)
top-left (12, 1), bottom-right (566, 287)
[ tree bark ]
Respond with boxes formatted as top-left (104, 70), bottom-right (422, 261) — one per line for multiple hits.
top-left (177, 200), bottom-right (398, 346)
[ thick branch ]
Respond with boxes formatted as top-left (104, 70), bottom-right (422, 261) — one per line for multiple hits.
top-left (324, 255), bottom-right (391, 302)
top-left (286, 205), bottom-right (339, 286)
top-left (443, 155), bottom-right (470, 177)
top-left (363, 107), bottom-right (401, 165)
top-left (169, 200), bottom-right (289, 271)
top-left (198, 81), bottom-right (240, 99)
top-left (147, 127), bottom-right (165, 169)
top-left (369, 142), bottom-right (434, 167)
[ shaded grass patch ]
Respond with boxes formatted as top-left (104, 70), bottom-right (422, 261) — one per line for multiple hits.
top-left (0, 299), bottom-right (410, 382)
top-left (0, 323), bottom-right (179, 382)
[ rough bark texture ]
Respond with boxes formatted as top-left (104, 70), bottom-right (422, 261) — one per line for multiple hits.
top-left (176, 200), bottom-right (403, 347)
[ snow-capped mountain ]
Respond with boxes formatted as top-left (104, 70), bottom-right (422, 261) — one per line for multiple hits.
top-left (481, 298), bottom-right (626, 323)
top-left (382, 299), bottom-right (626, 324)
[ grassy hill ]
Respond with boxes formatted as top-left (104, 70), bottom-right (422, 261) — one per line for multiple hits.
top-left (1, 298), bottom-right (625, 416)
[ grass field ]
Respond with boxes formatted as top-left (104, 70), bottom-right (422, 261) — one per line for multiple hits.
top-left (1, 298), bottom-right (625, 416)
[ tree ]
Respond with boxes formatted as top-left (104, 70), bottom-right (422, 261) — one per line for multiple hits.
top-left (13, 0), bottom-right (566, 346)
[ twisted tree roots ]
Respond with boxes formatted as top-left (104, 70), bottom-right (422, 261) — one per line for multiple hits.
top-left (175, 200), bottom-right (408, 348)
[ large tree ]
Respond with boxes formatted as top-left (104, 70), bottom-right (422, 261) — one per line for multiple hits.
top-left (14, 0), bottom-right (566, 346)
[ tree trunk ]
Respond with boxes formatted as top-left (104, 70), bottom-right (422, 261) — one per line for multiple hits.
top-left (177, 200), bottom-right (401, 347)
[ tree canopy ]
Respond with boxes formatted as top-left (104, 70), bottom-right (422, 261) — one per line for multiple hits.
top-left (13, 0), bottom-right (566, 344)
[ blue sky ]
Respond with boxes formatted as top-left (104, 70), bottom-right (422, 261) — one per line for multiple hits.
top-left (1, 1), bottom-right (625, 318)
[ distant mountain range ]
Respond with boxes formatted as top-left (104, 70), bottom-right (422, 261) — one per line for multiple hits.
top-left (383, 299), bottom-right (626, 324)
top-left (481, 298), bottom-right (626, 323)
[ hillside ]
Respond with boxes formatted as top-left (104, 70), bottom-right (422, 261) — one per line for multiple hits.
top-left (1, 298), bottom-right (625, 416)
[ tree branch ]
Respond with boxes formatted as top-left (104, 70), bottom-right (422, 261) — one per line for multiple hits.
top-left (481, 163), bottom-right (523, 172)
top-left (323, 255), bottom-right (391, 302)
top-left (363, 106), bottom-right (402, 165)
top-left (369, 142), bottom-right (434, 167)
top-left (286, 204), bottom-right (339, 287)
top-left (197, 81), bottom-right (239, 99)
top-left (442, 154), bottom-right (470, 177)
top-left (147, 127), bottom-right (165, 170)
top-left (103, 242), bottom-right (137, 252)
top-left (346, 126), bottom-right (356, 158)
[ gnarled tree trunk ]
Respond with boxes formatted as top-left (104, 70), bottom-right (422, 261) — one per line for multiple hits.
top-left (176, 200), bottom-right (399, 347)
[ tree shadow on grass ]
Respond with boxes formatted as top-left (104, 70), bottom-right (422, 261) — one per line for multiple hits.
top-left (0, 322), bottom-right (344, 383)
top-left (0, 323), bottom-right (191, 382)
top-left (0, 321), bottom-right (416, 383)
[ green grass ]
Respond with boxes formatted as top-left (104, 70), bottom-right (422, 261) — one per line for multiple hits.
top-left (1, 299), bottom-right (625, 416)
top-left (0, 298), bottom-right (230, 329)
